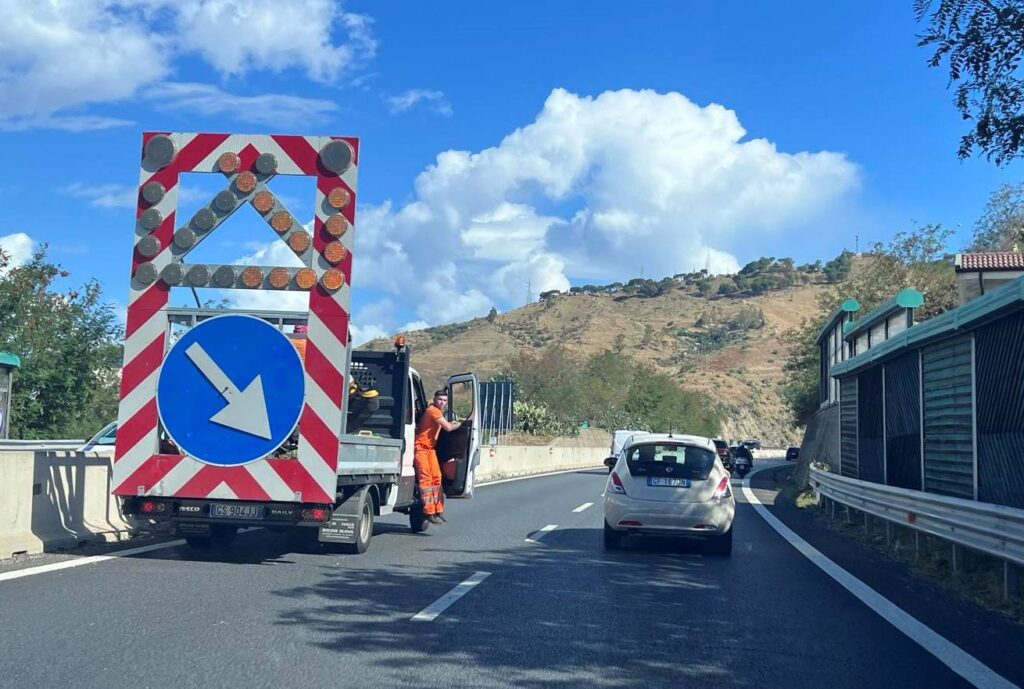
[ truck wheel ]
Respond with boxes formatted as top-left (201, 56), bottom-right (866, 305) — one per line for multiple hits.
top-left (603, 521), bottom-right (624, 550)
top-left (409, 502), bottom-right (429, 533)
top-left (341, 496), bottom-right (373, 554)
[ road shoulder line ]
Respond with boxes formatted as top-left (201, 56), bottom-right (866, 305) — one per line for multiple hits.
top-left (742, 474), bottom-right (1018, 689)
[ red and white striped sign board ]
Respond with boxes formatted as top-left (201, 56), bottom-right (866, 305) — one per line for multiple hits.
top-left (113, 132), bottom-right (359, 504)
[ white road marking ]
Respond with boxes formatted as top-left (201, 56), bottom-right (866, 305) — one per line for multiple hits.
top-left (525, 524), bottom-right (558, 543)
top-left (573, 502), bottom-right (594, 513)
top-left (476, 466), bottom-right (604, 488)
top-left (742, 472), bottom-right (1018, 689)
top-left (0, 527), bottom-right (261, 584)
top-left (0, 539), bottom-right (187, 583)
top-left (411, 571), bottom-right (491, 622)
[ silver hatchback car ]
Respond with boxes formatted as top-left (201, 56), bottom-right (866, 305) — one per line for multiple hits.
top-left (603, 434), bottom-right (735, 555)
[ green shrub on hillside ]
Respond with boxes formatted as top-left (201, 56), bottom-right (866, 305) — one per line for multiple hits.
top-left (494, 345), bottom-right (721, 436)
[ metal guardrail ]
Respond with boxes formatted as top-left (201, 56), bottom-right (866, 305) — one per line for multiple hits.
top-left (0, 439), bottom-right (85, 451)
top-left (810, 467), bottom-right (1024, 568)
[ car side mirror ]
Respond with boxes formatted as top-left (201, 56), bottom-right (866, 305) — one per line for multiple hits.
top-left (604, 456), bottom-right (617, 469)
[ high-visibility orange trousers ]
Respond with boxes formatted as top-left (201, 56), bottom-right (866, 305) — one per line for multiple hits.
top-left (414, 448), bottom-right (444, 515)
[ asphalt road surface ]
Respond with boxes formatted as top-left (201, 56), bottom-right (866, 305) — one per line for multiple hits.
top-left (0, 463), bottom-right (1011, 688)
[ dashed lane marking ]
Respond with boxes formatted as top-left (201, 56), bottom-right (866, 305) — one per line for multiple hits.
top-left (573, 502), bottom-right (594, 513)
top-left (411, 571), bottom-right (492, 622)
top-left (525, 524), bottom-right (558, 543)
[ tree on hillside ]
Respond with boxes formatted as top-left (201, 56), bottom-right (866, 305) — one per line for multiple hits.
top-left (822, 251), bottom-right (854, 283)
top-left (781, 224), bottom-right (959, 425)
top-left (695, 279), bottom-right (712, 296)
top-left (917, 0), bottom-right (1024, 164)
top-left (970, 182), bottom-right (1024, 249)
top-left (0, 246), bottom-right (123, 438)
top-left (487, 306), bottom-right (498, 323)
top-left (539, 289), bottom-right (561, 301)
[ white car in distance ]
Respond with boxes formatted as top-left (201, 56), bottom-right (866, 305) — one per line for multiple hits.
top-left (603, 434), bottom-right (735, 555)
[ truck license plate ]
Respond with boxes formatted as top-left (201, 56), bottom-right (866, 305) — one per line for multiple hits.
top-left (210, 504), bottom-right (264, 519)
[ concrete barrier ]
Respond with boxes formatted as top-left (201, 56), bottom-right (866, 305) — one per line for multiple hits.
top-left (476, 445), bottom-right (608, 482)
top-left (0, 442), bottom-right (607, 558)
top-left (0, 450), bottom-right (133, 558)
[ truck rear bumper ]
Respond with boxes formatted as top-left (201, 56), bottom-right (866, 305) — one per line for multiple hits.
top-left (121, 496), bottom-right (331, 530)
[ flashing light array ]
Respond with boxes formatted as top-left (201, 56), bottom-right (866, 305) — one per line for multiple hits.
top-left (133, 134), bottom-right (354, 292)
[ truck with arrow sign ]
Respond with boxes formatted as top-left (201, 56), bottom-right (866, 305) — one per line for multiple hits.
top-left (111, 132), bottom-right (480, 553)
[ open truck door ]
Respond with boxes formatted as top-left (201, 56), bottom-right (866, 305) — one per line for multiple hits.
top-left (437, 373), bottom-right (480, 498)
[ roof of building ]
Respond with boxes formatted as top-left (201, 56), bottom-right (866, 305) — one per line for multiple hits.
top-left (842, 288), bottom-right (924, 342)
top-left (0, 352), bottom-right (20, 369)
top-left (831, 275), bottom-right (1024, 378)
top-left (815, 298), bottom-right (860, 344)
top-left (955, 252), bottom-right (1024, 272)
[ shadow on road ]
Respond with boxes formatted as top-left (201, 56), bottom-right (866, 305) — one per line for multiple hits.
top-left (268, 525), bottom-right (746, 689)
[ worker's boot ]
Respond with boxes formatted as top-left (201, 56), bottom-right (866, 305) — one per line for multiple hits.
top-left (435, 513), bottom-right (447, 523)
top-left (427, 514), bottom-right (443, 525)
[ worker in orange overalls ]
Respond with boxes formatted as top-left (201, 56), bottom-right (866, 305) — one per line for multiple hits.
top-left (289, 324), bottom-right (308, 362)
top-left (414, 390), bottom-right (461, 524)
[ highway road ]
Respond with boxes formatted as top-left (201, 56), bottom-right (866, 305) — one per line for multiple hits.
top-left (0, 462), bottom-right (1017, 688)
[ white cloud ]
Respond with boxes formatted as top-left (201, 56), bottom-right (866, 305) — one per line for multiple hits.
top-left (0, 232), bottom-right (34, 274)
top-left (173, 0), bottom-right (376, 82)
top-left (0, 0), bottom-right (374, 129)
top-left (387, 89), bottom-right (453, 117)
top-left (460, 203), bottom-right (557, 261)
top-left (148, 82), bottom-right (339, 126)
top-left (64, 183), bottom-right (137, 209)
top-left (350, 323), bottom-right (388, 347)
top-left (349, 88), bottom-right (859, 335)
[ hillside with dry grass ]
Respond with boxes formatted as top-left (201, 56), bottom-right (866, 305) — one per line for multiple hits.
top-left (366, 267), bottom-right (841, 445)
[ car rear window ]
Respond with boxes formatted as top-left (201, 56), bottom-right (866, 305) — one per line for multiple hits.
top-left (625, 443), bottom-right (716, 480)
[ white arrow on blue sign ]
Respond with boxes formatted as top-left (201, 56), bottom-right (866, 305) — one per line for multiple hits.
top-left (157, 314), bottom-right (305, 466)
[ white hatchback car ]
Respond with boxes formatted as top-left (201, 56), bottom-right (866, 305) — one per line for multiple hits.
top-left (603, 434), bottom-right (735, 555)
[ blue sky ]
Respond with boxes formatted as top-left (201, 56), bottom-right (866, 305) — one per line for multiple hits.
top-left (0, 1), bottom-right (1019, 343)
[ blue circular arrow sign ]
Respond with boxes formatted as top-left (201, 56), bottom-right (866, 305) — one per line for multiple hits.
top-left (157, 314), bottom-right (305, 466)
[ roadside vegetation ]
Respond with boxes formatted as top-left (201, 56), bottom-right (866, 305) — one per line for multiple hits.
top-left (0, 245), bottom-right (122, 439)
top-left (494, 345), bottom-right (722, 438)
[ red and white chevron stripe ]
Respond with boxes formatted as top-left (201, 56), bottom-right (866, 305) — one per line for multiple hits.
top-left (112, 132), bottom-right (359, 505)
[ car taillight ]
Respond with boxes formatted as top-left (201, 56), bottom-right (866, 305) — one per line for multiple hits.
top-left (610, 471), bottom-right (626, 495)
top-left (712, 476), bottom-right (731, 502)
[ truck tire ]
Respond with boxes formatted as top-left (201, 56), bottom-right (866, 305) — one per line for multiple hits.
top-left (341, 495), bottom-right (373, 554)
top-left (603, 521), bottom-right (624, 550)
top-left (409, 502), bottom-right (429, 533)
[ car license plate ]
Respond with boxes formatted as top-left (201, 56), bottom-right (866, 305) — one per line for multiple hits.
top-left (210, 504), bottom-right (264, 519)
top-left (648, 477), bottom-right (690, 488)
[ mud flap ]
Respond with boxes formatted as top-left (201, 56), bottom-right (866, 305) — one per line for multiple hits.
top-left (318, 487), bottom-right (368, 544)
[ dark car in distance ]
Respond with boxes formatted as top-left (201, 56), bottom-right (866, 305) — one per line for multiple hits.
top-left (786, 446), bottom-right (800, 461)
